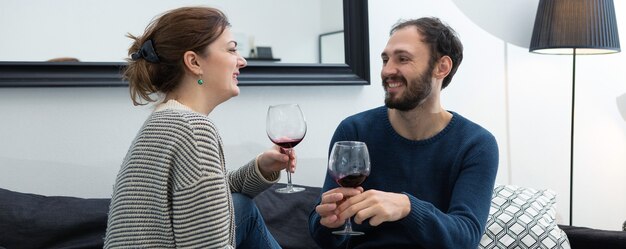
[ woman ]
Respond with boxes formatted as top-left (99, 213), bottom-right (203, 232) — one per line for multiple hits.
top-left (105, 7), bottom-right (288, 249)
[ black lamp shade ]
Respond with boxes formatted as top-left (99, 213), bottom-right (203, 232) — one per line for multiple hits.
top-left (530, 0), bottom-right (621, 54)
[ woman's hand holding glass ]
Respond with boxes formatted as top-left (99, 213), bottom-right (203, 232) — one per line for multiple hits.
top-left (256, 145), bottom-right (297, 179)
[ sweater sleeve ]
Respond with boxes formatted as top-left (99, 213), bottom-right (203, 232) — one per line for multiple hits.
top-left (397, 135), bottom-right (498, 248)
top-left (228, 158), bottom-right (280, 198)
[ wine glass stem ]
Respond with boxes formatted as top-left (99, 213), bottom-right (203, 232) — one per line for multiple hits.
top-left (285, 148), bottom-right (294, 189)
top-left (344, 218), bottom-right (355, 232)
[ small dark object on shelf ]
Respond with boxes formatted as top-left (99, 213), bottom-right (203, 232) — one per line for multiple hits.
top-left (256, 46), bottom-right (274, 59)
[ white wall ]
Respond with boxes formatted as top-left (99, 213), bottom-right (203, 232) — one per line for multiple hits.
top-left (0, 0), bottom-right (625, 231)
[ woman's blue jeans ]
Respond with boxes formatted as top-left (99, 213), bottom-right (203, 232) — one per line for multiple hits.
top-left (233, 193), bottom-right (281, 249)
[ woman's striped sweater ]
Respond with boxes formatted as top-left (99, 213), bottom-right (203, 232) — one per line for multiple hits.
top-left (104, 100), bottom-right (279, 249)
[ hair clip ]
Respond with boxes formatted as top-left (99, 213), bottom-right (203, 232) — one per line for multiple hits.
top-left (131, 39), bottom-right (160, 63)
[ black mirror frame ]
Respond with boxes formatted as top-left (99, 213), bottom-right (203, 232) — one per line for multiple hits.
top-left (0, 0), bottom-right (369, 87)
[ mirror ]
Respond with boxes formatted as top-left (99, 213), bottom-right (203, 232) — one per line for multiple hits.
top-left (0, 0), bottom-right (369, 87)
top-left (0, 0), bottom-right (343, 64)
top-left (319, 31), bottom-right (345, 63)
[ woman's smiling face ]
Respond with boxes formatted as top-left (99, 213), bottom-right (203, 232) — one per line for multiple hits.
top-left (198, 27), bottom-right (247, 100)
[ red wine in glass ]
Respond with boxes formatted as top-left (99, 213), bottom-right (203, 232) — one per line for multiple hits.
top-left (336, 173), bottom-right (368, 188)
top-left (269, 138), bottom-right (303, 150)
top-left (266, 104), bottom-right (307, 193)
top-left (328, 141), bottom-right (371, 236)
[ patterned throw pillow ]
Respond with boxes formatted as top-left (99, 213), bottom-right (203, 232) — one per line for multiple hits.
top-left (479, 185), bottom-right (571, 249)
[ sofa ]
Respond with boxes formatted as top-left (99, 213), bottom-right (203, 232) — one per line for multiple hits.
top-left (1, 183), bottom-right (625, 249)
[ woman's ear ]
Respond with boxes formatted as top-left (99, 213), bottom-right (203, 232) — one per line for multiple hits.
top-left (183, 51), bottom-right (202, 75)
top-left (433, 56), bottom-right (452, 80)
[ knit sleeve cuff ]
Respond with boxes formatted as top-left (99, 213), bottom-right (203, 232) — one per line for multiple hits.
top-left (398, 192), bottom-right (429, 230)
top-left (254, 153), bottom-right (280, 184)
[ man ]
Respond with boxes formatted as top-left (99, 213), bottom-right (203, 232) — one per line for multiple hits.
top-left (308, 17), bottom-right (498, 249)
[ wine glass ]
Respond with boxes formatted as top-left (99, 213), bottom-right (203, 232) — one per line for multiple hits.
top-left (266, 104), bottom-right (307, 193)
top-left (328, 141), bottom-right (371, 236)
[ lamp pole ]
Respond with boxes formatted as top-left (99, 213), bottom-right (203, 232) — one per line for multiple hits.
top-left (569, 48), bottom-right (576, 226)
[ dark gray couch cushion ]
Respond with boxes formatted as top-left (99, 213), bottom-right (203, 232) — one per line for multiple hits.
top-left (253, 184), bottom-right (322, 249)
top-left (0, 188), bottom-right (109, 249)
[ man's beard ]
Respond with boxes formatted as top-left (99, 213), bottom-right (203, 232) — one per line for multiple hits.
top-left (384, 68), bottom-right (433, 111)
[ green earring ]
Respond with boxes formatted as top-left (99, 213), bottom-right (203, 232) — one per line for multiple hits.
top-left (198, 79), bottom-right (204, 85)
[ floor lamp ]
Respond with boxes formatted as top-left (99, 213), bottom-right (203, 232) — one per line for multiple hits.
top-left (529, 0), bottom-right (620, 226)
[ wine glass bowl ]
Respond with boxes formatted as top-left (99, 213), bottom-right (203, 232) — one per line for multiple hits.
top-left (266, 104), bottom-right (307, 193)
top-left (328, 141), bottom-right (371, 236)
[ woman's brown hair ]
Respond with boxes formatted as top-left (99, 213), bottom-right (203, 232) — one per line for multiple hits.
top-left (125, 7), bottom-right (230, 106)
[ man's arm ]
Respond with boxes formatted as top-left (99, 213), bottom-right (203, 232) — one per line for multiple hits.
top-left (396, 136), bottom-right (499, 248)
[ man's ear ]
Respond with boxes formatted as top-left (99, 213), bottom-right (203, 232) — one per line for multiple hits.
top-left (183, 51), bottom-right (203, 75)
top-left (433, 56), bottom-right (452, 80)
